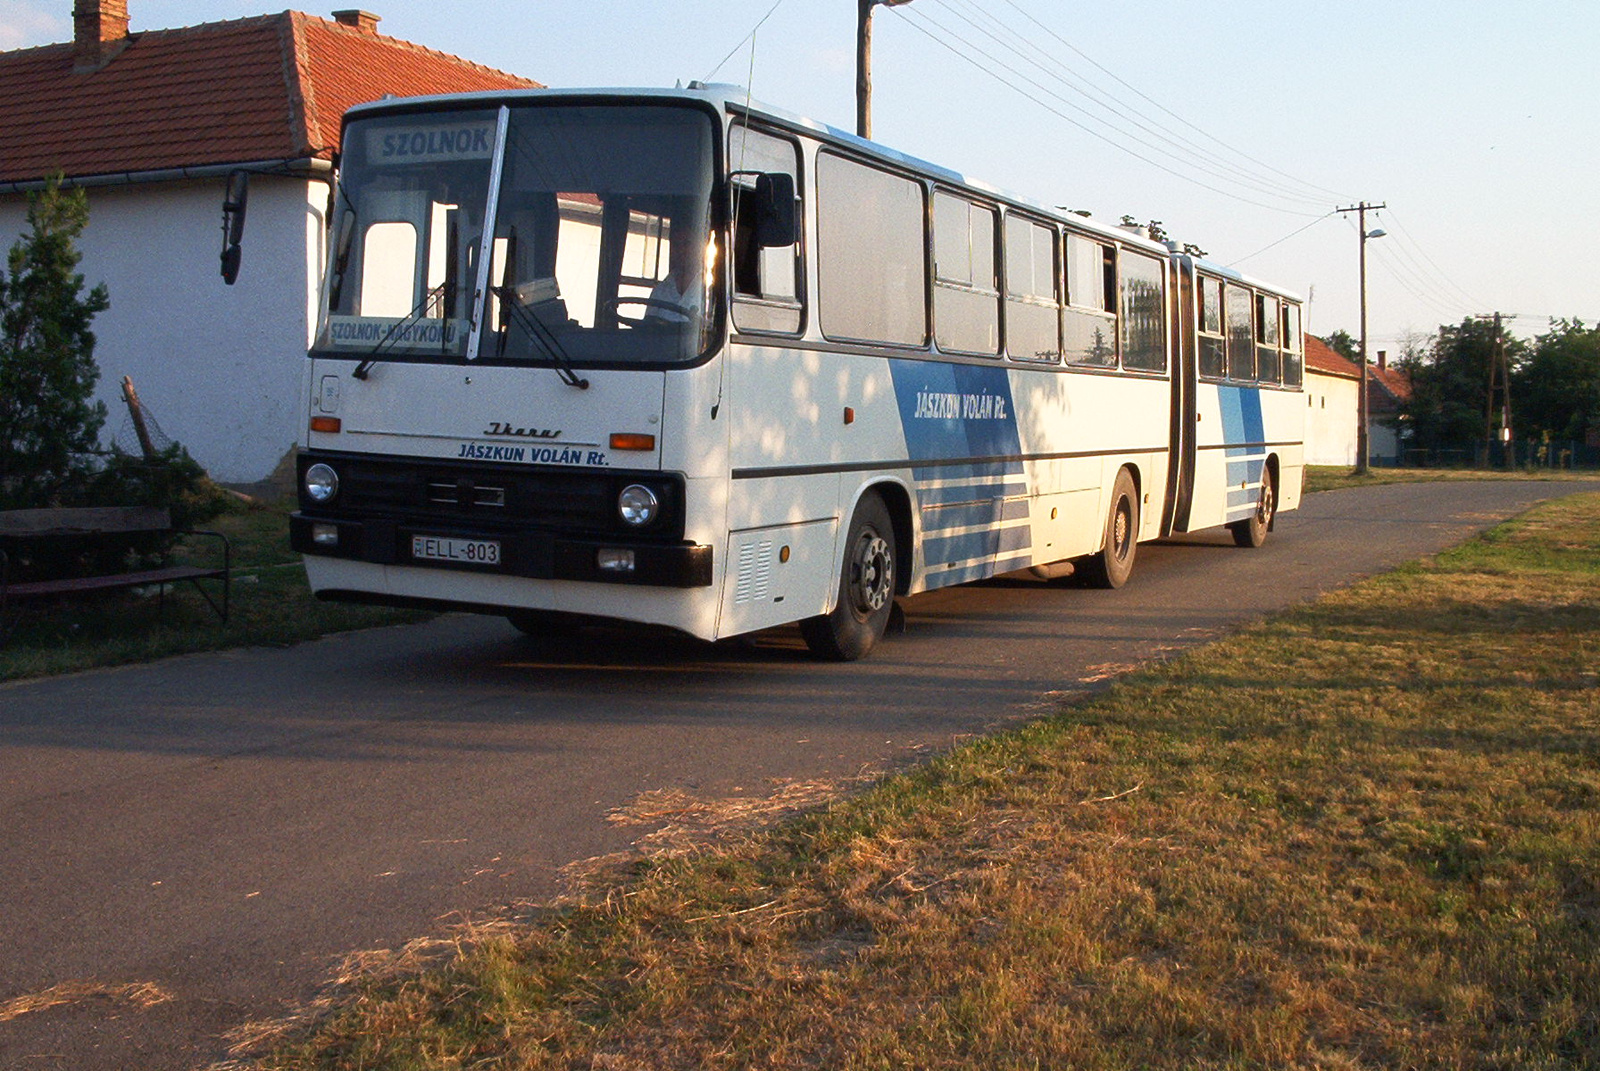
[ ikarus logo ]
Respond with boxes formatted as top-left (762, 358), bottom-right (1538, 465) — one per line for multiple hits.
top-left (482, 422), bottom-right (561, 440)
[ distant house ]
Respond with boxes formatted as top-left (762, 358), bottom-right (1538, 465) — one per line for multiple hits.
top-left (1366, 351), bottom-right (1412, 464)
top-left (0, 2), bottom-right (539, 489)
top-left (1304, 335), bottom-right (1361, 466)
top-left (1303, 335), bottom-right (1411, 466)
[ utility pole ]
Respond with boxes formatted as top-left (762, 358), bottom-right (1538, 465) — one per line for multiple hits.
top-left (856, 0), bottom-right (915, 139)
top-left (1337, 202), bottom-right (1386, 473)
top-left (1476, 312), bottom-right (1515, 467)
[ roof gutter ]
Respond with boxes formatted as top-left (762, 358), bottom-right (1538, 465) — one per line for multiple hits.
top-left (0, 155), bottom-right (334, 195)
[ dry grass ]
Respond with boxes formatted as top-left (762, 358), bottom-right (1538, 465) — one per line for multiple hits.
top-left (238, 493), bottom-right (1600, 1071)
top-left (0, 979), bottom-right (172, 1023)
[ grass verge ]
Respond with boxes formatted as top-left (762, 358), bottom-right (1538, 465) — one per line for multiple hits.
top-left (1303, 464), bottom-right (1599, 494)
top-left (238, 492), bottom-right (1600, 1070)
top-left (0, 499), bottom-right (425, 682)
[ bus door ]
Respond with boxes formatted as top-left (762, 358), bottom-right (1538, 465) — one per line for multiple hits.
top-left (1163, 256), bottom-right (1199, 534)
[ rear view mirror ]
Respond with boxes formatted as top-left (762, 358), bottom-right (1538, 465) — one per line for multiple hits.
top-left (753, 172), bottom-right (797, 248)
top-left (220, 170), bottom-right (249, 285)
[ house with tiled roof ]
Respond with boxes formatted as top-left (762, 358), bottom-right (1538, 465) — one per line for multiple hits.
top-left (1304, 335), bottom-right (1361, 465)
top-left (1303, 335), bottom-right (1411, 466)
top-left (0, 2), bottom-right (539, 487)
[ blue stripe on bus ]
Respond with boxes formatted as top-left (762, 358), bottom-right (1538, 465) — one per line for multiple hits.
top-left (924, 560), bottom-right (1005, 590)
top-left (891, 360), bottom-right (1024, 465)
top-left (913, 478), bottom-right (1030, 507)
top-left (888, 359), bottom-right (1033, 585)
top-left (1217, 386), bottom-right (1265, 447)
top-left (921, 497), bottom-right (1031, 531)
top-left (923, 523), bottom-right (1032, 566)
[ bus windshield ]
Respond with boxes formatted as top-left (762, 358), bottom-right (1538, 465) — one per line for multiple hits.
top-left (314, 102), bottom-right (720, 368)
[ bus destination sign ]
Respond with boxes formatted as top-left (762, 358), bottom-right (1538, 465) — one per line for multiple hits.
top-left (367, 123), bottom-right (496, 165)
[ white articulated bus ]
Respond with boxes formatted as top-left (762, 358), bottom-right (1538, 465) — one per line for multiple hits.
top-left (290, 85), bottom-right (1304, 660)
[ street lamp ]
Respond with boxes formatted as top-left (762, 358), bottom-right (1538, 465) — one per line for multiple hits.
top-left (856, 0), bottom-right (915, 139)
top-left (1340, 202), bottom-right (1386, 474)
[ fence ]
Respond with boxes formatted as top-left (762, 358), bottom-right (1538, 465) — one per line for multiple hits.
top-left (1399, 440), bottom-right (1600, 471)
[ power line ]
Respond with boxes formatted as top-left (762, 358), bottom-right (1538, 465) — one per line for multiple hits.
top-left (993, 0), bottom-right (1352, 204)
top-left (906, 2), bottom-right (1330, 210)
top-left (933, 0), bottom-right (1333, 209)
top-left (887, 4), bottom-right (1328, 216)
top-left (1225, 212), bottom-right (1339, 267)
top-left (1377, 209), bottom-right (1490, 311)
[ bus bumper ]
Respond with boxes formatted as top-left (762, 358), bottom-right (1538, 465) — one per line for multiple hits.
top-left (290, 513), bottom-right (713, 588)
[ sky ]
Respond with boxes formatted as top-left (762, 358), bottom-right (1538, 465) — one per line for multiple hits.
top-left (4, 0), bottom-right (1596, 350)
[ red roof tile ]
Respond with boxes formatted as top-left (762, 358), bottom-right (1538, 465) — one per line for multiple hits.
top-left (0, 11), bottom-right (540, 184)
top-left (1305, 335), bottom-right (1413, 408)
top-left (1370, 361), bottom-right (1412, 404)
top-left (1305, 334), bottom-right (1360, 379)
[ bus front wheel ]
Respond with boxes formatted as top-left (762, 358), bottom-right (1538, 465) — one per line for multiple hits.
top-left (801, 494), bottom-right (897, 661)
top-left (1081, 468), bottom-right (1138, 589)
top-left (1230, 468), bottom-right (1276, 548)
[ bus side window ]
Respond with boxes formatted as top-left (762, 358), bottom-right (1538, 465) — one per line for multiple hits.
top-left (1226, 284), bottom-right (1255, 381)
top-left (1062, 232), bottom-right (1117, 367)
top-left (1119, 250), bottom-right (1166, 372)
top-left (816, 151), bottom-right (927, 347)
top-left (729, 123), bottom-right (804, 335)
top-left (1281, 302), bottom-right (1304, 387)
top-left (932, 190), bottom-right (1000, 356)
top-left (1198, 275), bottom-right (1227, 379)
top-left (1004, 214), bottom-right (1060, 362)
top-left (1256, 292), bottom-right (1281, 384)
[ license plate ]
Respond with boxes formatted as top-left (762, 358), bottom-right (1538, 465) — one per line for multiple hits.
top-left (411, 534), bottom-right (501, 566)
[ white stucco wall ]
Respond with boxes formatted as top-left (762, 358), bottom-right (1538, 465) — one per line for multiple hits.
top-left (1305, 370), bottom-right (1359, 466)
top-left (1370, 419), bottom-right (1403, 465)
top-left (0, 174), bottom-right (326, 486)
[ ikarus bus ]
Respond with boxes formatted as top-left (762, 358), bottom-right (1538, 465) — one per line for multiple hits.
top-left (291, 85), bottom-right (1306, 660)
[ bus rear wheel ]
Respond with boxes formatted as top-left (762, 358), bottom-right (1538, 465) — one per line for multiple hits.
top-left (801, 493), bottom-right (896, 661)
top-left (1080, 468), bottom-right (1138, 589)
top-left (1230, 468), bottom-right (1276, 548)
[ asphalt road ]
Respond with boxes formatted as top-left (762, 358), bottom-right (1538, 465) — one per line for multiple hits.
top-left (0, 479), bottom-right (1588, 1070)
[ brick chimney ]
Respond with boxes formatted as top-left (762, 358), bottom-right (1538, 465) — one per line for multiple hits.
top-left (73, 0), bottom-right (130, 72)
top-left (1377, 350), bottom-right (1387, 371)
top-left (332, 10), bottom-right (381, 34)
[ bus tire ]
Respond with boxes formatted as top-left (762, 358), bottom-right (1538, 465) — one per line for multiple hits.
top-left (801, 493), bottom-right (897, 661)
top-left (1081, 468), bottom-right (1138, 589)
top-left (1230, 467), bottom-right (1276, 548)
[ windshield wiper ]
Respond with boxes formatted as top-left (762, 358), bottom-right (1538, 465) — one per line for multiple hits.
top-left (490, 228), bottom-right (588, 390)
top-left (492, 288), bottom-right (590, 389)
top-left (351, 284), bottom-right (447, 380)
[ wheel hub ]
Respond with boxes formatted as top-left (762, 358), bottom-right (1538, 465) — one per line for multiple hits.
top-left (849, 532), bottom-right (892, 614)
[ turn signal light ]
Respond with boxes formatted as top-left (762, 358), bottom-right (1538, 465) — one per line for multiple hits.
top-left (610, 433), bottom-right (655, 451)
top-left (309, 416), bottom-right (342, 433)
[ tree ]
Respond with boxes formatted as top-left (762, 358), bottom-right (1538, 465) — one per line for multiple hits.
top-left (0, 176), bottom-right (110, 509)
top-left (1513, 319), bottom-right (1600, 444)
top-left (1397, 318), bottom-right (1526, 456)
top-left (1324, 328), bottom-right (1359, 364)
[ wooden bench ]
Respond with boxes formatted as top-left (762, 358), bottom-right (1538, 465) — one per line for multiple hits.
top-left (0, 506), bottom-right (230, 627)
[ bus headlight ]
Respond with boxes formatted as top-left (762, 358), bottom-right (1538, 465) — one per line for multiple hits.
top-left (617, 483), bottom-right (659, 527)
top-left (304, 462), bottom-right (340, 503)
